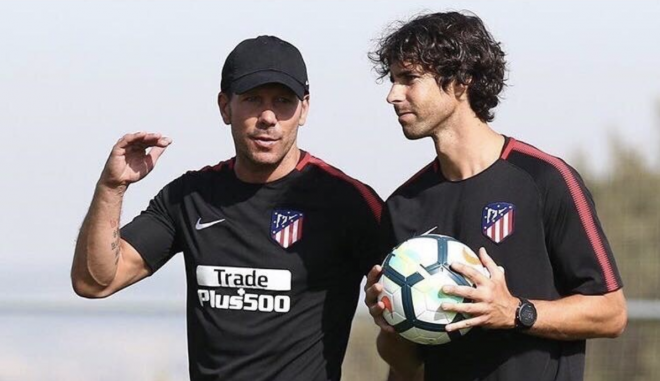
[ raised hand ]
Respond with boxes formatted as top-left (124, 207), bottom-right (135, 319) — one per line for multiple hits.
top-left (442, 247), bottom-right (519, 332)
top-left (99, 132), bottom-right (172, 190)
top-left (364, 264), bottom-right (396, 333)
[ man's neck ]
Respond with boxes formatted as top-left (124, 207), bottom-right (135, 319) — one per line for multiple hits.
top-left (432, 116), bottom-right (504, 181)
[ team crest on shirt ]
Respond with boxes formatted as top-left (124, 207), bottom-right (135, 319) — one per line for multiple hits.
top-left (270, 209), bottom-right (304, 249)
top-left (482, 202), bottom-right (515, 244)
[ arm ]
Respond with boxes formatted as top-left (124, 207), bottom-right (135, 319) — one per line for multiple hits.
top-left (377, 330), bottom-right (424, 381)
top-left (441, 248), bottom-right (627, 340)
top-left (527, 289), bottom-right (626, 340)
top-left (364, 265), bottom-right (424, 380)
top-left (71, 132), bottom-right (172, 298)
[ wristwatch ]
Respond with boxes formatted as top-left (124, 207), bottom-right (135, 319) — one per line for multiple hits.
top-left (514, 298), bottom-right (537, 330)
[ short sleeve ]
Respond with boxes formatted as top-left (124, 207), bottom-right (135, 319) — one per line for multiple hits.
top-left (347, 183), bottom-right (387, 275)
top-left (543, 164), bottom-right (623, 295)
top-left (121, 177), bottom-right (183, 273)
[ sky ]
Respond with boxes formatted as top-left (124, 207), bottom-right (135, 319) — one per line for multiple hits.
top-left (1, 0), bottom-right (659, 299)
top-left (1, 1), bottom-right (659, 379)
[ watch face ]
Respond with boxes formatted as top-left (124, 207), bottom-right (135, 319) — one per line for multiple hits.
top-left (519, 304), bottom-right (537, 326)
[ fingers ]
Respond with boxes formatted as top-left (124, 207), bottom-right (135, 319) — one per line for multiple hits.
top-left (101, 132), bottom-right (173, 189)
top-left (363, 265), bottom-right (395, 333)
top-left (116, 132), bottom-right (172, 150)
top-left (442, 248), bottom-right (515, 331)
top-left (442, 284), bottom-right (477, 300)
top-left (364, 265), bottom-right (384, 315)
top-left (365, 280), bottom-right (384, 312)
top-left (116, 131), bottom-right (148, 148)
top-left (368, 295), bottom-right (394, 332)
top-left (113, 132), bottom-right (172, 170)
top-left (369, 302), bottom-right (395, 333)
top-left (450, 247), bottom-right (503, 285)
top-left (365, 287), bottom-right (395, 332)
top-left (441, 299), bottom-right (484, 315)
top-left (440, 299), bottom-right (488, 332)
top-left (365, 265), bottom-right (382, 290)
top-left (148, 145), bottom-right (169, 166)
top-left (477, 247), bottom-right (503, 280)
top-left (445, 315), bottom-right (486, 332)
top-left (449, 261), bottom-right (489, 286)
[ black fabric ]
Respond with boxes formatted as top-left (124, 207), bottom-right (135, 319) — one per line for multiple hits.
top-left (383, 137), bottom-right (622, 381)
top-left (221, 35), bottom-right (309, 99)
top-left (121, 153), bottom-right (383, 381)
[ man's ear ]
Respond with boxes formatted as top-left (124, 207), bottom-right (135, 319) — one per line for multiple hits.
top-left (218, 92), bottom-right (231, 125)
top-left (453, 80), bottom-right (470, 101)
top-left (298, 94), bottom-right (310, 126)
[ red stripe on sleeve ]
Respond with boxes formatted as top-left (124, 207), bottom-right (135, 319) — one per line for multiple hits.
top-left (305, 156), bottom-right (382, 221)
top-left (509, 141), bottom-right (619, 291)
top-left (501, 137), bottom-right (517, 160)
top-left (199, 159), bottom-right (229, 172)
top-left (295, 151), bottom-right (311, 171)
top-left (198, 158), bottom-right (235, 172)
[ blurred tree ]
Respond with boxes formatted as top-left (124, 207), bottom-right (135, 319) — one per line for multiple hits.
top-left (581, 112), bottom-right (660, 380)
top-left (579, 133), bottom-right (660, 300)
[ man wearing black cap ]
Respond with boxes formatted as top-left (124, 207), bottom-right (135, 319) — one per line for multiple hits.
top-left (71, 35), bottom-right (384, 381)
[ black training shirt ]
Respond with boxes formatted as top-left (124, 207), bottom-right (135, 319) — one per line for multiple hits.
top-left (382, 137), bottom-right (622, 381)
top-left (122, 151), bottom-right (383, 381)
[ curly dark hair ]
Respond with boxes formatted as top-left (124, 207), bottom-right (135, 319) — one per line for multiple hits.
top-left (370, 11), bottom-right (507, 122)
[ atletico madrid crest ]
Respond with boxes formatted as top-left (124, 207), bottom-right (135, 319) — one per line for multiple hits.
top-left (482, 202), bottom-right (515, 244)
top-left (271, 209), bottom-right (304, 249)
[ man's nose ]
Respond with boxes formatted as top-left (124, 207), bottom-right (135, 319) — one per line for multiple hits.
top-left (257, 108), bottom-right (277, 128)
top-left (386, 84), bottom-right (404, 104)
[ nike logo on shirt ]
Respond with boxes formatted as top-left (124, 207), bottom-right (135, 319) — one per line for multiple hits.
top-left (195, 218), bottom-right (225, 230)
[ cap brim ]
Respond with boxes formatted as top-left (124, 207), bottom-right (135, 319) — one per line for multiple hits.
top-left (230, 71), bottom-right (307, 100)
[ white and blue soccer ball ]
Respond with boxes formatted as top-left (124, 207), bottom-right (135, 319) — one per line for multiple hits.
top-left (378, 234), bottom-right (489, 345)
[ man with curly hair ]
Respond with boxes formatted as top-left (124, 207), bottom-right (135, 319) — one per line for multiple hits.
top-left (364, 11), bottom-right (626, 381)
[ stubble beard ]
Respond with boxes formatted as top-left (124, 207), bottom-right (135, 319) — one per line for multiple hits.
top-left (238, 137), bottom-right (300, 179)
top-left (401, 118), bottom-right (434, 141)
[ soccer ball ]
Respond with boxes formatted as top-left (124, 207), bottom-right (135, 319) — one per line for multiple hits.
top-left (378, 234), bottom-right (489, 345)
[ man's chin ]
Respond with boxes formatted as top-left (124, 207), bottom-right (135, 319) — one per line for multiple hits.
top-left (249, 154), bottom-right (280, 167)
top-left (402, 127), bottom-right (426, 141)
top-left (246, 150), bottom-right (290, 167)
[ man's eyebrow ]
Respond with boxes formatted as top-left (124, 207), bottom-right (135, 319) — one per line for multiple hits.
top-left (391, 69), bottom-right (417, 80)
top-left (400, 69), bottom-right (417, 76)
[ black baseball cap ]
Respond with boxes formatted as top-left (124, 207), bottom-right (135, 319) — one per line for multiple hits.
top-left (221, 35), bottom-right (309, 100)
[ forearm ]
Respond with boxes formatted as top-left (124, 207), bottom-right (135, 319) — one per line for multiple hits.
top-left (377, 330), bottom-right (423, 380)
top-left (527, 290), bottom-right (627, 340)
top-left (72, 183), bottom-right (127, 296)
